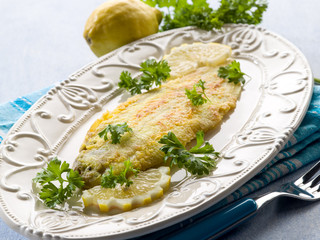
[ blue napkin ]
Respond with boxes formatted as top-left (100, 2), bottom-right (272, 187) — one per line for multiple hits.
top-left (1, 85), bottom-right (320, 239)
top-left (183, 86), bottom-right (318, 216)
top-left (216, 86), bottom-right (320, 207)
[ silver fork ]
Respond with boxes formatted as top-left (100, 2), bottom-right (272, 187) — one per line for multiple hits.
top-left (163, 160), bottom-right (320, 240)
top-left (255, 160), bottom-right (320, 208)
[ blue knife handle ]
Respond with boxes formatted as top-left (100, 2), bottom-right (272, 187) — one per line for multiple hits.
top-left (165, 198), bottom-right (258, 240)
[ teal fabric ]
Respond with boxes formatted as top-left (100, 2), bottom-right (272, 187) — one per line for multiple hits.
top-left (211, 85), bottom-right (320, 209)
top-left (0, 87), bottom-right (52, 135)
top-left (1, 86), bottom-right (320, 239)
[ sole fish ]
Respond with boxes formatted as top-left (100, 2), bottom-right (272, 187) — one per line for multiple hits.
top-left (73, 43), bottom-right (242, 188)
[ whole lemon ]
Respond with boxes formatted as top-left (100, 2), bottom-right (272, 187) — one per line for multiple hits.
top-left (83, 0), bottom-right (162, 57)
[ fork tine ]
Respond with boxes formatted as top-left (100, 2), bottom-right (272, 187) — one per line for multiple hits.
top-left (310, 174), bottom-right (320, 188)
top-left (302, 160), bottom-right (320, 184)
top-left (310, 184), bottom-right (320, 194)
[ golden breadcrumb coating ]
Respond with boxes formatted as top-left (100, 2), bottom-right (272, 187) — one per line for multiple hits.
top-left (73, 43), bottom-right (241, 188)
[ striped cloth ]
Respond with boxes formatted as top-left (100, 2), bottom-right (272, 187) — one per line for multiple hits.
top-left (1, 85), bottom-right (320, 239)
top-left (216, 85), bottom-right (320, 207)
top-left (0, 86), bottom-right (52, 138)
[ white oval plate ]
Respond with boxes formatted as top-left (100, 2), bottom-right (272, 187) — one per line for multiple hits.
top-left (0, 25), bottom-right (313, 239)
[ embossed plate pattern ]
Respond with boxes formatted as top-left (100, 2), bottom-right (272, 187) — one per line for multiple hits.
top-left (0, 25), bottom-right (313, 239)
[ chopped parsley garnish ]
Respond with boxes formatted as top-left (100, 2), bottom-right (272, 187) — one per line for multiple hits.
top-left (218, 60), bottom-right (246, 84)
top-left (33, 158), bottom-right (84, 208)
top-left (159, 131), bottom-right (219, 175)
top-left (118, 59), bottom-right (171, 95)
top-left (101, 160), bottom-right (139, 188)
top-left (98, 122), bottom-right (132, 144)
top-left (185, 79), bottom-right (210, 106)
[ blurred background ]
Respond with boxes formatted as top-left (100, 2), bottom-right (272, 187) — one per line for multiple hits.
top-left (0, 0), bottom-right (319, 104)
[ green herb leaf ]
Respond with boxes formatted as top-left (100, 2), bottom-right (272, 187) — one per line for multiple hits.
top-left (33, 158), bottom-right (84, 208)
top-left (101, 160), bottom-right (140, 188)
top-left (98, 122), bottom-right (133, 144)
top-left (140, 59), bottom-right (171, 88)
top-left (218, 60), bottom-right (246, 84)
top-left (118, 59), bottom-right (171, 95)
top-left (140, 0), bottom-right (157, 7)
top-left (118, 71), bottom-right (142, 95)
top-left (143, 0), bottom-right (268, 31)
top-left (159, 131), bottom-right (219, 175)
top-left (189, 130), bottom-right (215, 154)
top-left (214, 0), bottom-right (268, 26)
top-left (141, 0), bottom-right (185, 8)
top-left (161, 0), bottom-right (217, 31)
top-left (185, 79), bottom-right (210, 106)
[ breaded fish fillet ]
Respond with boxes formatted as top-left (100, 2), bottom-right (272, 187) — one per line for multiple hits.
top-left (73, 43), bottom-right (242, 188)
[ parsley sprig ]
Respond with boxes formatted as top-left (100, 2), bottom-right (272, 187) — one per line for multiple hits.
top-left (118, 71), bottom-right (142, 95)
top-left (142, 0), bottom-right (268, 31)
top-left (101, 160), bottom-right (139, 188)
top-left (218, 60), bottom-right (246, 84)
top-left (185, 79), bottom-right (210, 106)
top-left (140, 58), bottom-right (171, 86)
top-left (159, 131), bottom-right (219, 175)
top-left (118, 59), bottom-right (171, 95)
top-left (98, 122), bottom-right (132, 144)
top-left (33, 158), bottom-right (84, 208)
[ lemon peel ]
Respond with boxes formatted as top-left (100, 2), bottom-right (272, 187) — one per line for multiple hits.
top-left (82, 166), bottom-right (171, 212)
top-left (83, 0), bottom-right (162, 57)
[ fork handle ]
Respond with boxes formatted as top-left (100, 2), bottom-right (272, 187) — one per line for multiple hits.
top-left (165, 198), bottom-right (257, 240)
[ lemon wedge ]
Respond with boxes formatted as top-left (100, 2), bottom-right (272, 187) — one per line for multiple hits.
top-left (82, 166), bottom-right (171, 212)
top-left (164, 42), bottom-right (232, 78)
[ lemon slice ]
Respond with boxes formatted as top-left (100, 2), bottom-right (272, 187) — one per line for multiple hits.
top-left (164, 42), bottom-right (232, 78)
top-left (82, 166), bottom-right (171, 212)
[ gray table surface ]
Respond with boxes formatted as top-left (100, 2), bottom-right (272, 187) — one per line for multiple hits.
top-left (1, 0), bottom-right (320, 239)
